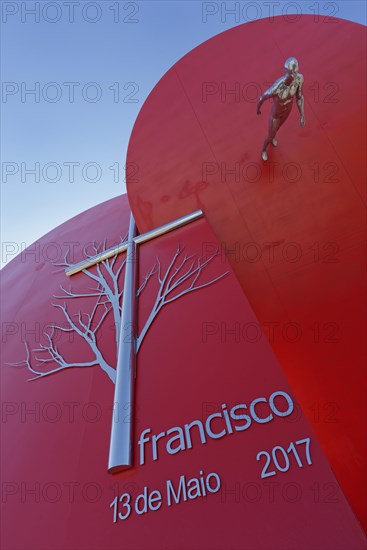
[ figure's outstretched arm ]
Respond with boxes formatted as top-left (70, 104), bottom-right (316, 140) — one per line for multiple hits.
top-left (257, 78), bottom-right (281, 115)
top-left (296, 76), bottom-right (305, 127)
top-left (257, 87), bottom-right (272, 115)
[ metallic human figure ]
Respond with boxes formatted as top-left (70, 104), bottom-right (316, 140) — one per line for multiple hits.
top-left (257, 57), bottom-right (305, 161)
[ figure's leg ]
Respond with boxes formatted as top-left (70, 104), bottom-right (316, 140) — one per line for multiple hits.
top-left (277, 107), bottom-right (292, 130)
top-left (262, 115), bottom-right (281, 161)
top-left (273, 107), bottom-right (292, 146)
top-left (262, 107), bottom-right (292, 159)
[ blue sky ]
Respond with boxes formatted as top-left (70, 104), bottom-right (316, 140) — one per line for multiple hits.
top-left (1, 0), bottom-right (366, 267)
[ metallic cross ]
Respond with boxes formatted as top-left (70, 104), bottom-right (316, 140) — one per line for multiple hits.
top-left (66, 210), bottom-right (203, 473)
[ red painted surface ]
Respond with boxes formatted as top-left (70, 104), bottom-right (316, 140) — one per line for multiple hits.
top-left (1, 196), bottom-right (366, 549)
top-left (126, 16), bottom-right (367, 527)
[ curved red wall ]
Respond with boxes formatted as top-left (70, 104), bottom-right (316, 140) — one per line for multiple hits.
top-left (126, 15), bottom-right (366, 527)
top-left (1, 196), bottom-right (366, 548)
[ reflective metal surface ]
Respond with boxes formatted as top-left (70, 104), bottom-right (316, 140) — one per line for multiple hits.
top-left (65, 210), bottom-right (203, 276)
top-left (65, 209), bottom-right (203, 472)
top-left (134, 209), bottom-right (203, 246)
top-left (108, 214), bottom-right (138, 473)
top-left (257, 57), bottom-right (305, 161)
top-left (65, 242), bottom-right (128, 276)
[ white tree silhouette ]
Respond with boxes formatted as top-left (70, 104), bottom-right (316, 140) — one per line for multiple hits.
top-left (136, 245), bottom-right (229, 352)
top-left (13, 240), bottom-right (127, 383)
top-left (12, 243), bottom-right (228, 383)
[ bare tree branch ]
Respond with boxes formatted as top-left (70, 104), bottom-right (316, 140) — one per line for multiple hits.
top-left (11, 239), bottom-right (227, 385)
top-left (12, 239), bottom-right (129, 384)
top-left (136, 246), bottom-right (228, 352)
top-left (137, 264), bottom-right (157, 297)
